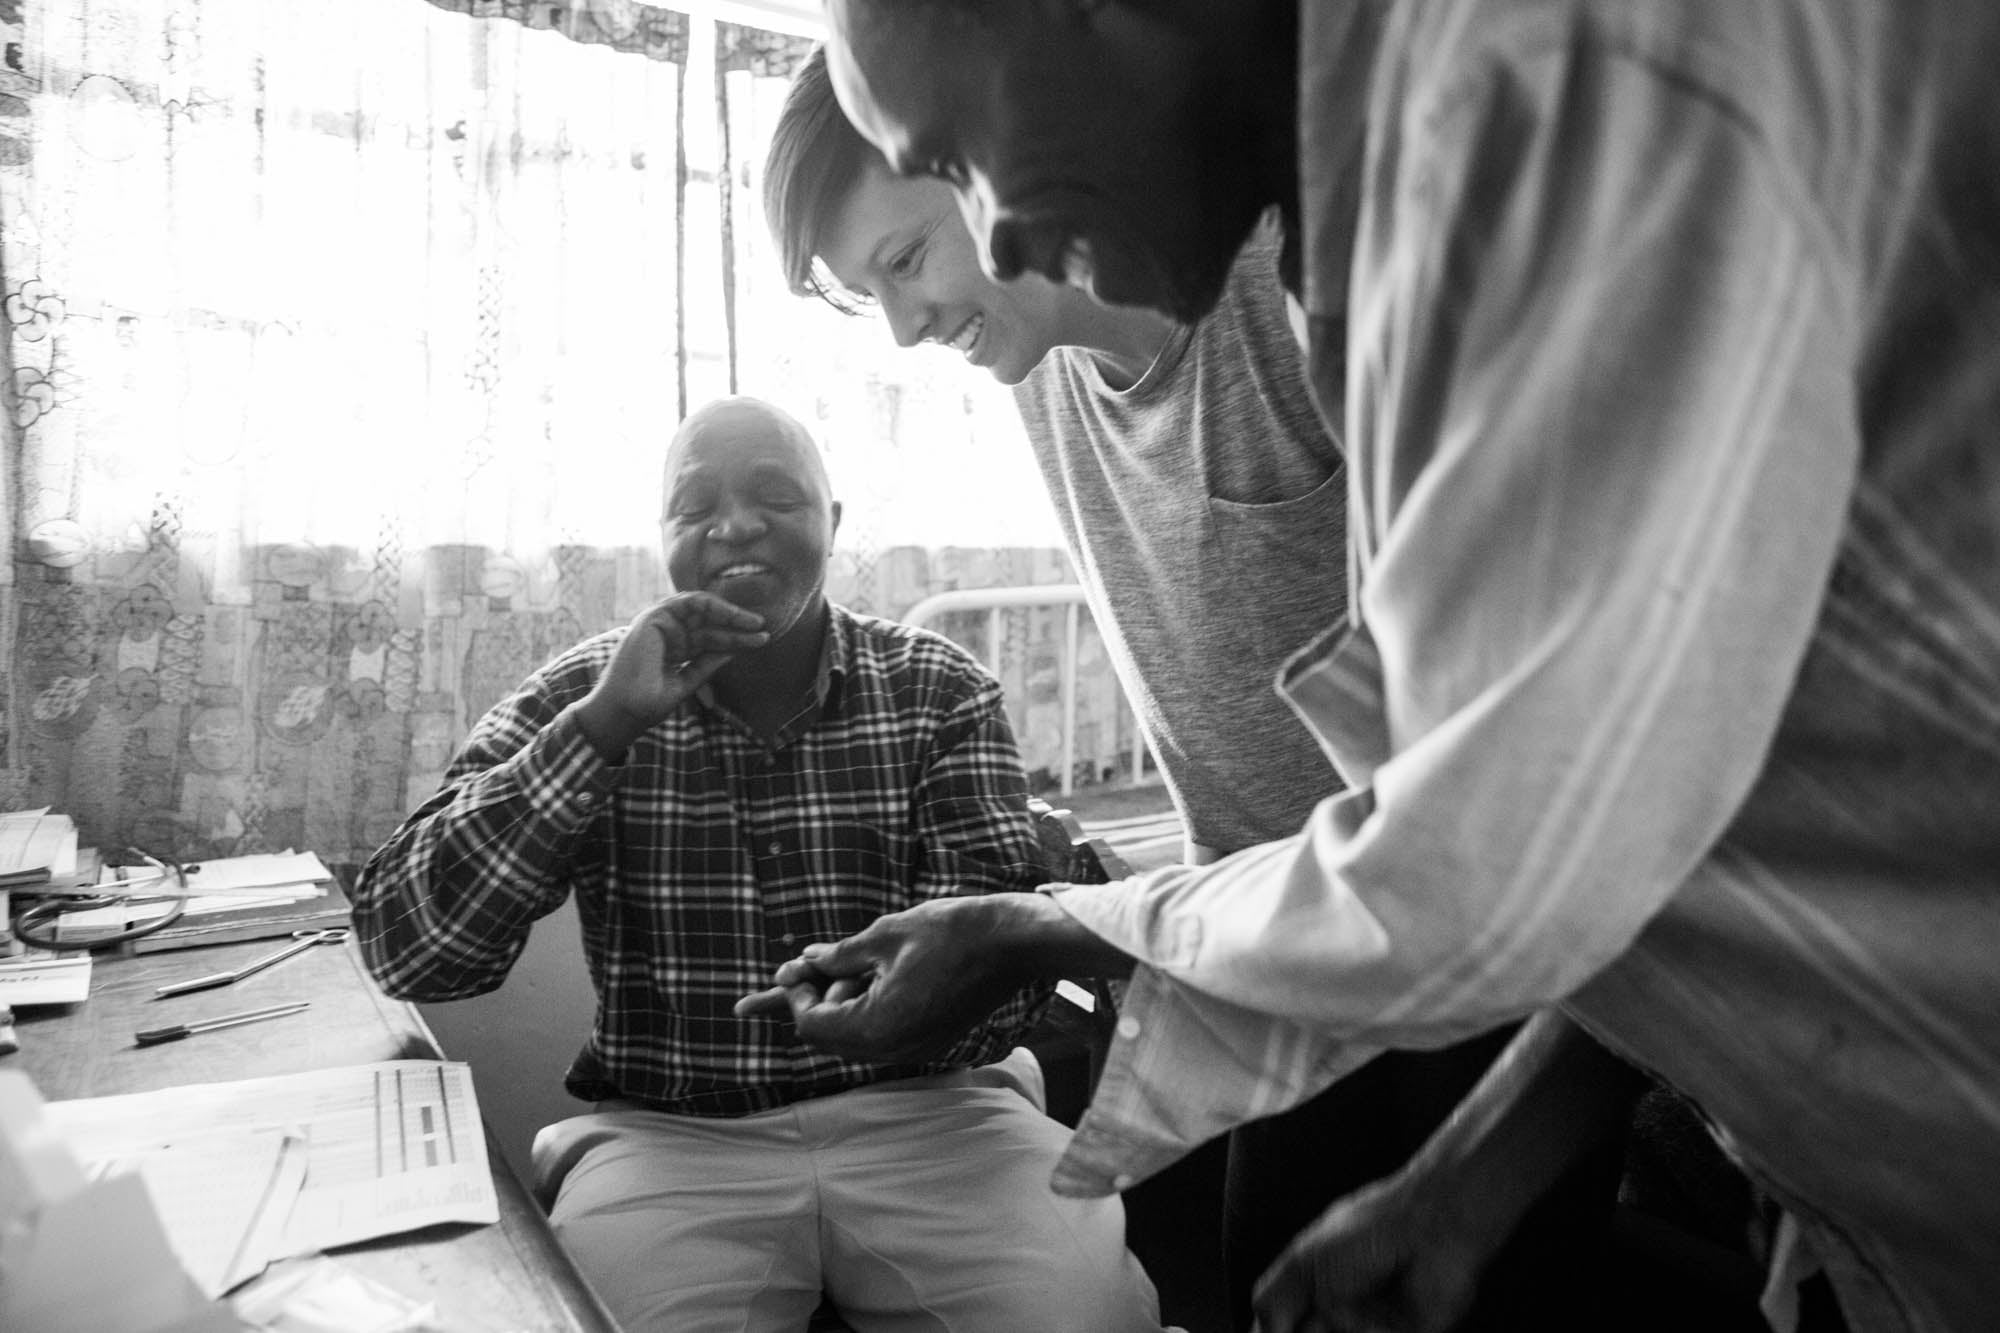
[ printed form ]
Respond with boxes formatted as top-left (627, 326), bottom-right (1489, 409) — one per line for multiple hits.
top-left (43, 1060), bottom-right (497, 1296)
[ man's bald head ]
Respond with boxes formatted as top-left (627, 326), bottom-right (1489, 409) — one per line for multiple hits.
top-left (665, 396), bottom-right (830, 498)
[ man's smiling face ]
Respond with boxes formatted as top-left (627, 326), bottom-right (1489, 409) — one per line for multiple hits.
top-left (823, 0), bottom-right (1268, 323)
top-left (662, 400), bottom-right (840, 647)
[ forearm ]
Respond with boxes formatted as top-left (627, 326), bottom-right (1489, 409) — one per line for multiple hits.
top-left (1400, 1010), bottom-right (1646, 1240)
top-left (571, 692), bottom-right (648, 762)
top-left (910, 699), bottom-right (1130, 983)
top-left (1017, 889), bottom-right (1137, 982)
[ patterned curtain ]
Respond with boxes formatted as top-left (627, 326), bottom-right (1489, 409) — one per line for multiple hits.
top-left (0, 0), bottom-right (696, 861)
top-left (424, 0), bottom-right (696, 414)
top-left (0, 0), bottom-right (1086, 865)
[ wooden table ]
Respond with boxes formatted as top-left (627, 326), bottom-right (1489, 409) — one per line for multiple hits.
top-left (6, 933), bottom-right (620, 1333)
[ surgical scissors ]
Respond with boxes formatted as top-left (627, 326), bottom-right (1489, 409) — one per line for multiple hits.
top-left (152, 928), bottom-right (352, 999)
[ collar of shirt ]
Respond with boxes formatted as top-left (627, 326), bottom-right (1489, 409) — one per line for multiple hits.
top-left (691, 601), bottom-right (850, 750)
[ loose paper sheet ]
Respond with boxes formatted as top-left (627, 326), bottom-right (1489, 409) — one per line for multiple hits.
top-left (45, 1060), bottom-right (497, 1292)
top-left (84, 1123), bottom-right (307, 1296)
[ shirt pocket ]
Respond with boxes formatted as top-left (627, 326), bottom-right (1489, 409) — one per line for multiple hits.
top-left (1206, 468), bottom-right (1348, 572)
top-left (1205, 469), bottom-right (1352, 664)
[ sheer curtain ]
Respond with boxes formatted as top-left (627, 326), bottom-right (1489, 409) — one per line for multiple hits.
top-left (0, 0), bottom-right (716, 856)
top-left (0, 0), bottom-right (1084, 859)
top-left (6, 0), bottom-right (708, 562)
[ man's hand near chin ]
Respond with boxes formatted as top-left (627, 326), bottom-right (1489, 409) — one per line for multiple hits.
top-left (734, 890), bottom-right (1135, 1063)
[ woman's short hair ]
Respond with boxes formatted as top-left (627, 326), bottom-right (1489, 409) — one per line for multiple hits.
top-left (763, 44), bottom-right (877, 314)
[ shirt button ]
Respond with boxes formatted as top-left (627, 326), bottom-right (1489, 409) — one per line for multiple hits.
top-left (781, 932), bottom-right (796, 946)
top-left (1115, 1016), bottom-right (1141, 1041)
top-left (767, 840), bottom-right (782, 856)
top-left (1112, 1173), bottom-right (1135, 1191)
top-left (576, 791), bottom-right (594, 806)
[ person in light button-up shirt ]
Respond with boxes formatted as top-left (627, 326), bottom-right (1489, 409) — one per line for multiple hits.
top-left (741, 2), bottom-right (2000, 1330)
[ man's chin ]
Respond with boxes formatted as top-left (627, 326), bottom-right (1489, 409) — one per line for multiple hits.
top-left (712, 582), bottom-right (789, 626)
top-left (740, 595), bottom-right (824, 651)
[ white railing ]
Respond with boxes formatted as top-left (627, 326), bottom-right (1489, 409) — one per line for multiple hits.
top-left (901, 585), bottom-right (1151, 796)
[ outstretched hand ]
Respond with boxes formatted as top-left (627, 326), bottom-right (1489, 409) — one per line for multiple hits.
top-left (1251, 1165), bottom-right (1488, 1333)
top-left (734, 894), bottom-right (1057, 1063)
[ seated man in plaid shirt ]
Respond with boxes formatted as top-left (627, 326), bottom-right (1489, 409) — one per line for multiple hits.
top-left (351, 396), bottom-right (1167, 1333)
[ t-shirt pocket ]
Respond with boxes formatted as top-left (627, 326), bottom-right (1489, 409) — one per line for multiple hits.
top-left (1206, 469), bottom-right (1350, 635)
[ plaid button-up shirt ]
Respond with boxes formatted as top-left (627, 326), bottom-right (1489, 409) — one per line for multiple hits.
top-left (353, 604), bottom-right (1050, 1117)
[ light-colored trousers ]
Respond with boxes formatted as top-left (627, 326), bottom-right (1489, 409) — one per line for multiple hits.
top-left (531, 1050), bottom-right (1167, 1333)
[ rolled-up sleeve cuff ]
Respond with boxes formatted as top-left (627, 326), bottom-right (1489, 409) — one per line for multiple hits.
top-left (1049, 960), bottom-right (1380, 1198)
top-left (1044, 873), bottom-right (1207, 970)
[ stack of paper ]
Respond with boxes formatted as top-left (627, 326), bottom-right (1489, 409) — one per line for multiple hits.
top-left (2, 813), bottom-right (94, 992)
top-left (0, 810), bottom-right (79, 889)
top-left (134, 852), bottom-right (346, 955)
top-left (50, 851), bottom-right (346, 952)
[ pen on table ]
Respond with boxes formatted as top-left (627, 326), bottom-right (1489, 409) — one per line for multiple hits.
top-left (134, 1001), bottom-right (310, 1047)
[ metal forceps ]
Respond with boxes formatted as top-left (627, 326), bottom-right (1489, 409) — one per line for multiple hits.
top-left (152, 928), bottom-right (352, 999)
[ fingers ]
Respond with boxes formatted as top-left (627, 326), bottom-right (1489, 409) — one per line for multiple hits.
top-left (789, 988), bottom-right (884, 1057)
top-left (735, 958), bottom-right (868, 1020)
top-left (773, 937), bottom-right (871, 986)
top-left (665, 589), bottom-right (768, 630)
top-left (741, 952), bottom-right (896, 1060)
top-left (785, 976), bottom-right (870, 1020)
top-left (733, 985), bottom-right (794, 1019)
top-left (670, 650), bottom-right (737, 692)
top-left (645, 605), bottom-right (767, 665)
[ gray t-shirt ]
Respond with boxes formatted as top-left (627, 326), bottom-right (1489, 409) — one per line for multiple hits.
top-left (1014, 224), bottom-right (1348, 854)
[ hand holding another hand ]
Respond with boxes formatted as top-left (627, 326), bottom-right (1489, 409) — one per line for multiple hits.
top-left (735, 894), bottom-right (1063, 1063)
